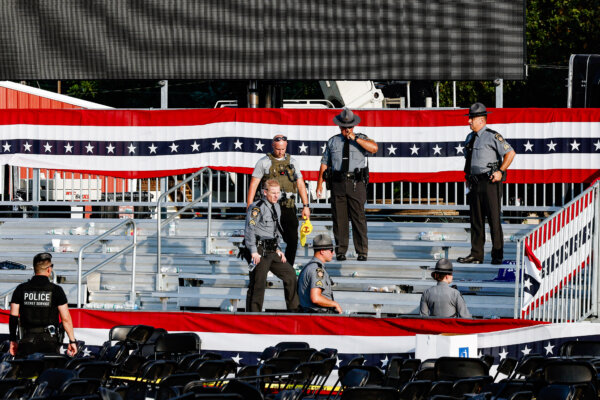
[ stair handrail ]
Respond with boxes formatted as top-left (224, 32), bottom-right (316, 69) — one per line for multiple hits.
top-left (156, 167), bottom-right (213, 288)
top-left (77, 219), bottom-right (138, 308)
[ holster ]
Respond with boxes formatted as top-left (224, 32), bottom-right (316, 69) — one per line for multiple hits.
top-left (237, 245), bottom-right (252, 263)
top-left (257, 238), bottom-right (278, 252)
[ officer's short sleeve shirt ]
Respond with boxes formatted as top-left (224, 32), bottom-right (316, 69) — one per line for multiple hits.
top-left (470, 126), bottom-right (514, 174)
top-left (298, 258), bottom-right (333, 310)
top-left (321, 133), bottom-right (371, 171)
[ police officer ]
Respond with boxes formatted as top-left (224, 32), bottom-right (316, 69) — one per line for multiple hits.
top-left (298, 234), bottom-right (342, 314)
top-left (420, 259), bottom-right (471, 318)
top-left (316, 108), bottom-right (378, 262)
top-left (9, 253), bottom-right (77, 356)
top-left (245, 179), bottom-right (300, 312)
top-left (457, 103), bottom-right (516, 265)
top-left (247, 133), bottom-right (310, 267)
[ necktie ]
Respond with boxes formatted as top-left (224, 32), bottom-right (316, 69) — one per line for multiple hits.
top-left (271, 204), bottom-right (284, 235)
top-left (341, 138), bottom-right (350, 172)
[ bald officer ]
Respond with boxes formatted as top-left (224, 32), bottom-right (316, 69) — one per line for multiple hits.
top-left (247, 133), bottom-right (310, 267)
top-left (420, 259), bottom-right (471, 318)
top-left (298, 234), bottom-right (342, 314)
top-left (244, 179), bottom-right (299, 313)
top-left (316, 108), bottom-right (378, 262)
top-left (458, 103), bottom-right (516, 265)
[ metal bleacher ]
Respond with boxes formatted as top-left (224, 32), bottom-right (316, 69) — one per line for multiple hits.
top-left (0, 216), bottom-right (534, 318)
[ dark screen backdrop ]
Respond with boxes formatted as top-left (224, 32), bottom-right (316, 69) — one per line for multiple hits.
top-left (0, 0), bottom-right (525, 80)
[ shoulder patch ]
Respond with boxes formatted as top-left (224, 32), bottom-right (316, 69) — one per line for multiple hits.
top-left (249, 220), bottom-right (256, 226)
top-left (503, 143), bottom-right (510, 150)
top-left (316, 280), bottom-right (323, 287)
top-left (316, 268), bottom-right (324, 278)
top-left (251, 208), bottom-right (260, 218)
top-left (495, 133), bottom-right (504, 142)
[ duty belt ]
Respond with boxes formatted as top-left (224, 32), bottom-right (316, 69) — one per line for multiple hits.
top-left (332, 171), bottom-right (357, 181)
top-left (257, 238), bottom-right (278, 251)
top-left (23, 325), bottom-right (58, 336)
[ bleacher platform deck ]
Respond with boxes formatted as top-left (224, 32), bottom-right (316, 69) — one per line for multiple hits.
top-left (0, 217), bottom-right (534, 318)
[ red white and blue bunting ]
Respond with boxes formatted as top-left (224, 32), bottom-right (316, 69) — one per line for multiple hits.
top-left (0, 108), bottom-right (599, 183)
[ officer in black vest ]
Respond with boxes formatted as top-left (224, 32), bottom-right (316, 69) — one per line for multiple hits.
top-left (247, 133), bottom-right (311, 267)
top-left (457, 103), bottom-right (516, 265)
top-left (9, 253), bottom-right (77, 356)
top-left (316, 108), bottom-right (378, 261)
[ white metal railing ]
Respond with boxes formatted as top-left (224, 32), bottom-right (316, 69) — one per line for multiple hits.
top-left (1, 166), bottom-right (587, 218)
top-left (155, 167), bottom-right (213, 290)
top-left (515, 180), bottom-right (599, 322)
top-left (77, 219), bottom-right (138, 308)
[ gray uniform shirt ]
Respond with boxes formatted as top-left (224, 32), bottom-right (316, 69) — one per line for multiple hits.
top-left (321, 133), bottom-right (371, 171)
top-left (252, 154), bottom-right (303, 181)
top-left (467, 126), bottom-right (514, 175)
top-left (244, 199), bottom-right (282, 254)
top-left (298, 257), bottom-right (334, 311)
top-left (419, 281), bottom-right (471, 318)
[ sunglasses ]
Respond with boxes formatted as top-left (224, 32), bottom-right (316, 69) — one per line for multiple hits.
top-left (273, 136), bottom-right (288, 142)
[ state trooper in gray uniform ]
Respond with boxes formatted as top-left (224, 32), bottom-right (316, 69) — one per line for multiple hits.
top-left (247, 133), bottom-right (310, 267)
top-left (458, 103), bottom-right (516, 265)
top-left (297, 234), bottom-right (342, 314)
top-left (244, 179), bottom-right (300, 312)
top-left (316, 108), bottom-right (378, 262)
top-left (420, 259), bottom-right (471, 318)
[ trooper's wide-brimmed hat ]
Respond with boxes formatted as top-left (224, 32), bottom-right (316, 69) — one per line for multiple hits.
top-left (430, 258), bottom-right (453, 276)
top-left (333, 107), bottom-right (361, 127)
top-left (465, 102), bottom-right (491, 118)
top-left (312, 234), bottom-right (334, 250)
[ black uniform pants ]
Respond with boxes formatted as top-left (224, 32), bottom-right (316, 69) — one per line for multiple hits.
top-left (468, 178), bottom-right (503, 262)
top-left (18, 333), bottom-right (60, 356)
top-left (330, 180), bottom-right (368, 256)
top-left (279, 205), bottom-right (299, 266)
top-left (246, 249), bottom-right (299, 312)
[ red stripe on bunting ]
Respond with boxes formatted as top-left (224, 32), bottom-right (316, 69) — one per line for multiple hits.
top-left (54, 167), bottom-right (600, 184)
top-left (0, 108), bottom-right (599, 127)
top-left (0, 310), bottom-right (546, 336)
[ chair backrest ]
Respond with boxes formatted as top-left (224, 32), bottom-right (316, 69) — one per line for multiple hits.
top-left (109, 325), bottom-right (134, 342)
top-left (155, 332), bottom-right (201, 356)
top-left (140, 360), bottom-right (179, 383)
top-left (513, 355), bottom-right (547, 379)
top-left (543, 360), bottom-right (596, 384)
top-left (34, 368), bottom-right (78, 396)
top-left (277, 348), bottom-right (316, 363)
top-left (275, 341), bottom-right (310, 350)
top-left (59, 377), bottom-right (101, 396)
top-left (559, 340), bottom-right (600, 357)
top-left (434, 357), bottom-right (489, 381)
top-left (126, 325), bottom-right (156, 345)
top-left (340, 368), bottom-right (370, 388)
top-left (74, 361), bottom-right (113, 383)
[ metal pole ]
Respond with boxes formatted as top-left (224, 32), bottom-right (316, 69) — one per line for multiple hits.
top-left (406, 82), bottom-right (411, 108)
top-left (495, 79), bottom-right (504, 108)
top-left (248, 80), bottom-right (259, 108)
top-left (206, 172), bottom-right (213, 254)
top-left (160, 80), bottom-right (168, 109)
top-left (452, 81), bottom-right (456, 108)
top-left (32, 168), bottom-right (39, 218)
top-left (130, 221), bottom-right (138, 304)
top-left (436, 82), bottom-right (440, 107)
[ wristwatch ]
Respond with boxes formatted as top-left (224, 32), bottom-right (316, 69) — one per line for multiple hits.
top-left (302, 204), bottom-right (309, 208)
top-left (69, 339), bottom-right (77, 344)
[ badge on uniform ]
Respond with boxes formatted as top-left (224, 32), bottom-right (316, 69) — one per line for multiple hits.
top-left (249, 220), bottom-right (256, 226)
top-left (251, 208), bottom-right (260, 218)
top-left (495, 133), bottom-right (504, 142)
top-left (316, 268), bottom-right (324, 278)
top-left (316, 280), bottom-right (323, 287)
top-left (504, 143), bottom-right (510, 150)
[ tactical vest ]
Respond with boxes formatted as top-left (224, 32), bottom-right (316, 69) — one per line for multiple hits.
top-left (263, 153), bottom-right (298, 194)
top-left (19, 277), bottom-right (59, 328)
